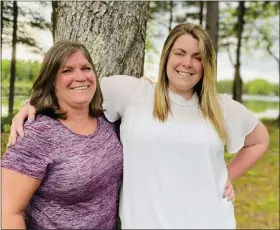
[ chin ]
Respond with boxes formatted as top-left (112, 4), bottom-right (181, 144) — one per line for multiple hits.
top-left (173, 83), bottom-right (193, 92)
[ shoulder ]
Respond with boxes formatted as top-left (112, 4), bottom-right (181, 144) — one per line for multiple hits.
top-left (217, 93), bottom-right (230, 105)
top-left (102, 75), bottom-right (154, 94)
top-left (216, 93), bottom-right (240, 111)
top-left (23, 115), bottom-right (57, 139)
top-left (97, 115), bottom-right (113, 127)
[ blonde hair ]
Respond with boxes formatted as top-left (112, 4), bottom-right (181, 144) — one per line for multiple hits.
top-left (30, 41), bottom-right (104, 119)
top-left (153, 23), bottom-right (228, 143)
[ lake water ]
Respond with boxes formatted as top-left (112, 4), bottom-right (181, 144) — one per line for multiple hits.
top-left (1, 95), bottom-right (279, 119)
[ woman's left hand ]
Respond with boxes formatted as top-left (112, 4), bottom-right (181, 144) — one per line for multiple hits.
top-left (223, 178), bottom-right (235, 203)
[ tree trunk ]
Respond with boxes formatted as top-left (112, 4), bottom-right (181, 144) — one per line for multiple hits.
top-left (205, 2), bottom-right (219, 55)
top-left (1, 1), bottom-right (4, 36)
top-left (199, 1), bottom-right (204, 25)
top-left (51, 1), bottom-right (58, 44)
top-left (54, 1), bottom-right (149, 79)
top-left (168, 1), bottom-right (173, 32)
top-left (8, 1), bottom-right (18, 116)
top-left (233, 1), bottom-right (246, 103)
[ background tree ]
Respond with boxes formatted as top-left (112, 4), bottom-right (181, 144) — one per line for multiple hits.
top-left (233, 1), bottom-right (246, 103)
top-left (219, 1), bottom-right (279, 103)
top-left (205, 2), bottom-right (219, 55)
top-left (148, 1), bottom-right (179, 33)
top-left (1, 1), bottom-right (51, 115)
top-left (249, 2), bottom-right (279, 75)
top-left (175, 1), bottom-right (205, 25)
top-left (51, 1), bottom-right (58, 43)
top-left (8, 1), bottom-right (18, 116)
top-left (53, 1), bottom-right (148, 79)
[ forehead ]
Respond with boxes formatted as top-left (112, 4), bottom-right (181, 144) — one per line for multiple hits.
top-left (172, 34), bottom-right (200, 53)
top-left (59, 51), bottom-right (91, 69)
top-left (64, 51), bottom-right (89, 64)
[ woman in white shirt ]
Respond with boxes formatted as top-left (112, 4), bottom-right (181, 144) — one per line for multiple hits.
top-left (8, 23), bottom-right (269, 229)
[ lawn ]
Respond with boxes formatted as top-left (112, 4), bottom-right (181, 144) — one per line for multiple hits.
top-left (226, 119), bottom-right (279, 229)
top-left (1, 119), bottom-right (279, 229)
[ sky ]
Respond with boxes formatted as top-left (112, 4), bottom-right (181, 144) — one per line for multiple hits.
top-left (2, 1), bottom-right (279, 84)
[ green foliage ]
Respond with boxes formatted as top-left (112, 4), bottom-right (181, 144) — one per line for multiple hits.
top-left (1, 58), bottom-right (41, 83)
top-left (217, 80), bottom-right (234, 94)
top-left (2, 1), bottom-right (51, 53)
top-left (244, 101), bottom-right (279, 113)
top-left (245, 79), bottom-right (279, 96)
top-left (1, 109), bottom-right (19, 132)
top-left (148, 1), bottom-right (172, 21)
top-left (2, 82), bottom-right (33, 97)
top-left (219, 1), bottom-right (279, 63)
top-left (217, 79), bottom-right (279, 96)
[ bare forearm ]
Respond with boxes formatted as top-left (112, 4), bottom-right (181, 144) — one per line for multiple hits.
top-left (227, 144), bottom-right (267, 181)
top-left (2, 213), bottom-right (26, 229)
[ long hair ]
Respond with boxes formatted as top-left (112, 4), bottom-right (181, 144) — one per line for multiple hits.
top-left (153, 23), bottom-right (228, 143)
top-left (30, 41), bottom-right (104, 119)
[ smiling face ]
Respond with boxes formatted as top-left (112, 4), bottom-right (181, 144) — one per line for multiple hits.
top-left (166, 34), bottom-right (203, 100)
top-left (55, 51), bottom-right (96, 111)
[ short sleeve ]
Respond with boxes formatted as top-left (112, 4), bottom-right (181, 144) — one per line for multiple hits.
top-left (220, 94), bottom-right (259, 153)
top-left (100, 75), bottom-right (146, 122)
top-left (1, 121), bottom-right (53, 179)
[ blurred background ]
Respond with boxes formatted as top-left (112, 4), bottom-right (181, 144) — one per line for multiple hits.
top-left (1, 1), bottom-right (279, 229)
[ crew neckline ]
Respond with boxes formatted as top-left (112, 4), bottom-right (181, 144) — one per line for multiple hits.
top-left (168, 89), bottom-right (199, 107)
top-left (56, 116), bottom-right (101, 138)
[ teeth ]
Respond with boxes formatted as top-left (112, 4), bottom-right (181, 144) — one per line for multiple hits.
top-left (73, 86), bottom-right (88, 90)
top-left (177, 71), bottom-right (192, 76)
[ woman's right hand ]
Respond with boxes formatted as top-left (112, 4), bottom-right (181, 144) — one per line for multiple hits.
top-left (7, 102), bottom-right (36, 147)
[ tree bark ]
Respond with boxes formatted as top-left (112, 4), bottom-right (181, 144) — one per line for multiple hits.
top-left (54, 1), bottom-right (149, 79)
top-left (205, 2), bottom-right (219, 55)
top-left (8, 1), bottom-right (18, 116)
top-left (233, 1), bottom-right (246, 103)
top-left (168, 1), bottom-right (173, 32)
top-left (1, 1), bottom-right (4, 36)
top-left (199, 1), bottom-right (204, 25)
top-left (51, 1), bottom-right (58, 44)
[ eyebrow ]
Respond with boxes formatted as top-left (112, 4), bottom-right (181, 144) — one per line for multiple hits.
top-left (62, 63), bottom-right (91, 69)
top-left (173, 48), bottom-right (200, 56)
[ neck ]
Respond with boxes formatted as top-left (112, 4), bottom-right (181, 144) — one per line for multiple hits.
top-left (168, 87), bottom-right (194, 101)
top-left (58, 104), bottom-right (98, 135)
top-left (60, 104), bottom-right (91, 124)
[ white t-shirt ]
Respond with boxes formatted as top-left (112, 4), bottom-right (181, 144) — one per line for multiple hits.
top-left (101, 75), bottom-right (258, 229)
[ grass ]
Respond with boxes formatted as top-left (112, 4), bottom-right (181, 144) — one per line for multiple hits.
top-left (225, 119), bottom-right (279, 229)
top-left (1, 119), bottom-right (279, 229)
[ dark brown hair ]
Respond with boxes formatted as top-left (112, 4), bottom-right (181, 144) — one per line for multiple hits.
top-left (30, 40), bottom-right (104, 119)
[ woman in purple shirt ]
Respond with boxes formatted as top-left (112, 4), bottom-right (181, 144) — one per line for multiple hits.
top-left (1, 41), bottom-right (123, 229)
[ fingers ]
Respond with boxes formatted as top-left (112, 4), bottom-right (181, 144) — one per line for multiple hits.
top-left (142, 76), bottom-right (153, 84)
top-left (7, 104), bottom-right (34, 147)
top-left (27, 105), bottom-right (36, 123)
top-left (223, 186), bottom-right (235, 202)
top-left (223, 178), bottom-right (235, 202)
top-left (228, 190), bottom-right (235, 203)
top-left (7, 131), bottom-right (13, 148)
top-left (7, 119), bottom-right (16, 148)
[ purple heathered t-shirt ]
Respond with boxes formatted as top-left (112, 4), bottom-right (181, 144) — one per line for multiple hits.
top-left (2, 115), bottom-right (123, 229)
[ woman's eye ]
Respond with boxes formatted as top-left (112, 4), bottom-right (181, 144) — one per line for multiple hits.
top-left (62, 69), bottom-right (71, 73)
top-left (175, 52), bottom-right (183, 56)
top-left (83, 67), bottom-right (92, 70)
top-left (195, 56), bottom-right (201, 61)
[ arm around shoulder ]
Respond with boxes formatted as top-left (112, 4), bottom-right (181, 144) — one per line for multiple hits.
top-left (100, 75), bottom-right (145, 122)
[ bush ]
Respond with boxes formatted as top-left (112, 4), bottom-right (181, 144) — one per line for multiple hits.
top-left (1, 110), bottom-right (19, 132)
top-left (2, 82), bottom-right (32, 97)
